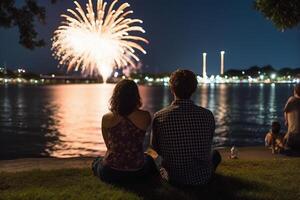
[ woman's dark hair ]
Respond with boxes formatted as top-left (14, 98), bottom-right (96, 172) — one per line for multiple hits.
top-left (169, 69), bottom-right (198, 99)
top-left (271, 121), bottom-right (281, 134)
top-left (110, 79), bottom-right (142, 116)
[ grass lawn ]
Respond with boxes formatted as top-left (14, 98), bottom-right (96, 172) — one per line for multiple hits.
top-left (1, 159), bottom-right (300, 200)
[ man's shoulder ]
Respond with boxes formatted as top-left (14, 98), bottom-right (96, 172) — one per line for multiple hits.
top-left (287, 96), bottom-right (296, 103)
top-left (190, 104), bottom-right (214, 120)
top-left (194, 104), bottom-right (213, 114)
top-left (154, 105), bottom-right (175, 118)
top-left (154, 104), bottom-right (214, 119)
top-left (286, 96), bottom-right (300, 104)
top-left (285, 96), bottom-right (300, 112)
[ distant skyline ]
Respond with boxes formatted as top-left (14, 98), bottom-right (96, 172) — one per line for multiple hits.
top-left (0, 0), bottom-right (299, 75)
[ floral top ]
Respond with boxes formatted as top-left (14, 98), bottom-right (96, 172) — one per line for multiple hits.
top-left (104, 117), bottom-right (146, 171)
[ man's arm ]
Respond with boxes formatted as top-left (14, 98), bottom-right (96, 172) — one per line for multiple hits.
top-left (284, 112), bottom-right (288, 127)
top-left (284, 97), bottom-right (293, 127)
top-left (210, 111), bottom-right (216, 140)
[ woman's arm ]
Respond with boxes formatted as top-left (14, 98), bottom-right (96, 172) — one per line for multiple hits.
top-left (101, 115), bottom-right (109, 148)
top-left (284, 112), bottom-right (288, 127)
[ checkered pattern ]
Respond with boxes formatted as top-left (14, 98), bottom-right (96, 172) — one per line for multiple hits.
top-left (152, 99), bottom-right (215, 185)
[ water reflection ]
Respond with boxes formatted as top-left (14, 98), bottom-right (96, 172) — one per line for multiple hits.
top-left (198, 84), bottom-right (208, 108)
top-left (195, 84), bottom-right (230, 146)
top-left (269, 83), bottom-right (276, 119)
top-left (0, 85), bottom-right (60, 159)
top-left (48, 84), bottom-right (114, 157)
top-left (0, 84), bottom-right (295, 159)
top-left (140, 85), bottom-right (172, 113)
top-left (214, 84), bottom-right (230, 146)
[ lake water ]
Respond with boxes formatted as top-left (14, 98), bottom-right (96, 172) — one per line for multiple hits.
top-left (0, 84), bottom-right (295, 159)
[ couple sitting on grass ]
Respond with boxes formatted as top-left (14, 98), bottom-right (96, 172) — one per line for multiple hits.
top-left (265, 84), bottom-right (300, 154)
top-left (92, 69), bottom-right (221, 187)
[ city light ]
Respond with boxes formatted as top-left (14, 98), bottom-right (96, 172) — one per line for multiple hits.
top-left (260, 75), bottom-right (264, 80)
top-left (271, 74), bottom-right (277, 79)
top-left (17, 68), bottom-right (26, 73)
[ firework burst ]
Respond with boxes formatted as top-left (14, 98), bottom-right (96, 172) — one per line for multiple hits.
top-left (52, 0), bottom-right (148, 80)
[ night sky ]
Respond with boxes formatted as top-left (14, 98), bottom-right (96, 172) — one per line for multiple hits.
top-left (0, 0), bottom-right (299, 75)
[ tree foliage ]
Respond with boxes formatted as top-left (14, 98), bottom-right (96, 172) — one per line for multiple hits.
top-left (225, 65), bottom-right (300, 78)
top-left (0, 0), bottom-right (57, 49)
top-left (254, 0), bottom-right (300, 30)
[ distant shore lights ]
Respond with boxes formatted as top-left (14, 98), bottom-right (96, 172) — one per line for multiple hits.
top-left (202, 52), bottom-right (207, 78)
top-left (220, 51), bottom-right (225, 75)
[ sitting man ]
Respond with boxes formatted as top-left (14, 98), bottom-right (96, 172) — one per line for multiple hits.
top-left (151, 69), bottom-right (221, 187)
top-left (284, 84), bottom-right (300, 151)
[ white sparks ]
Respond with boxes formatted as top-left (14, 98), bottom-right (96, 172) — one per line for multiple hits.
top-left (52, 0), bottom-right (148, 81)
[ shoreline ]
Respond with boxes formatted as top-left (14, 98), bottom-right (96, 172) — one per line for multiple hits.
top-left (0, 146), bottom-right (296, 173)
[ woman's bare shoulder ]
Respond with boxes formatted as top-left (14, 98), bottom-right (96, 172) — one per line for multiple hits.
top-left (137, 109), bottom-right (151, 121)
top-left (127, 110), bottom-right (152, 130)
top-left (102, 112), bottom-right (114, 120)
top-left (102, 112), bottom-right (120, 128)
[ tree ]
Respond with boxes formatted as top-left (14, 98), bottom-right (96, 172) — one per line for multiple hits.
top-left (254, 0), bottom-right (300, 30)
top-left (293, 68), bottom-right (300, 76)
top-left (0, 0), bottom-right (57, 49)
top-left (245, 66), bottom-right (260, 77)
top-left (278, 68), bottom-right (293, 76)
top-left (225, 69), bottom-right (243, 77)
top-left (261, 65), bottom-right (276, 75)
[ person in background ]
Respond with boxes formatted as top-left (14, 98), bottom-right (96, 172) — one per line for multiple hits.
top-left (151, 69), bottom-right (221, 187)
top-left (284, 84), bottom-right (300, 151)
top-left (92, 79), bottom-right (157, 184)
top-left (265, 121), bottom-right (284, 154)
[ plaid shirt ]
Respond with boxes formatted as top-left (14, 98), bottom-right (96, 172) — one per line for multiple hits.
top-left (152, 99), bottom-right (215, 185)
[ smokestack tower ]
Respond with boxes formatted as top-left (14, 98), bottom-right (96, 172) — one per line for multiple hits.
top-left (202, 52), bottom-right (207, 78)
top-left (220, 51), bottom-right (225, 75)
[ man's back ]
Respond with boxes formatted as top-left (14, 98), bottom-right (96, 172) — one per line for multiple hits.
top-left (285, 96), bottom-right (300, 135)
top-left (284, 96), bottom-right (300, 149)
top-left (152, 99), bottom-right (215, 185)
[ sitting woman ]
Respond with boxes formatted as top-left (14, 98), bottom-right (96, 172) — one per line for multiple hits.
top-left (92, 79), bottom-right (157, 184)
top-left (265, 121), bottom-right (284, 154)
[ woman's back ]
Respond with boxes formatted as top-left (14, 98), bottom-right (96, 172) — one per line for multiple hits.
top-left (102, 110), bottom-right (151, 170)
top-left (93, 80), bottom-right (156, 183)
